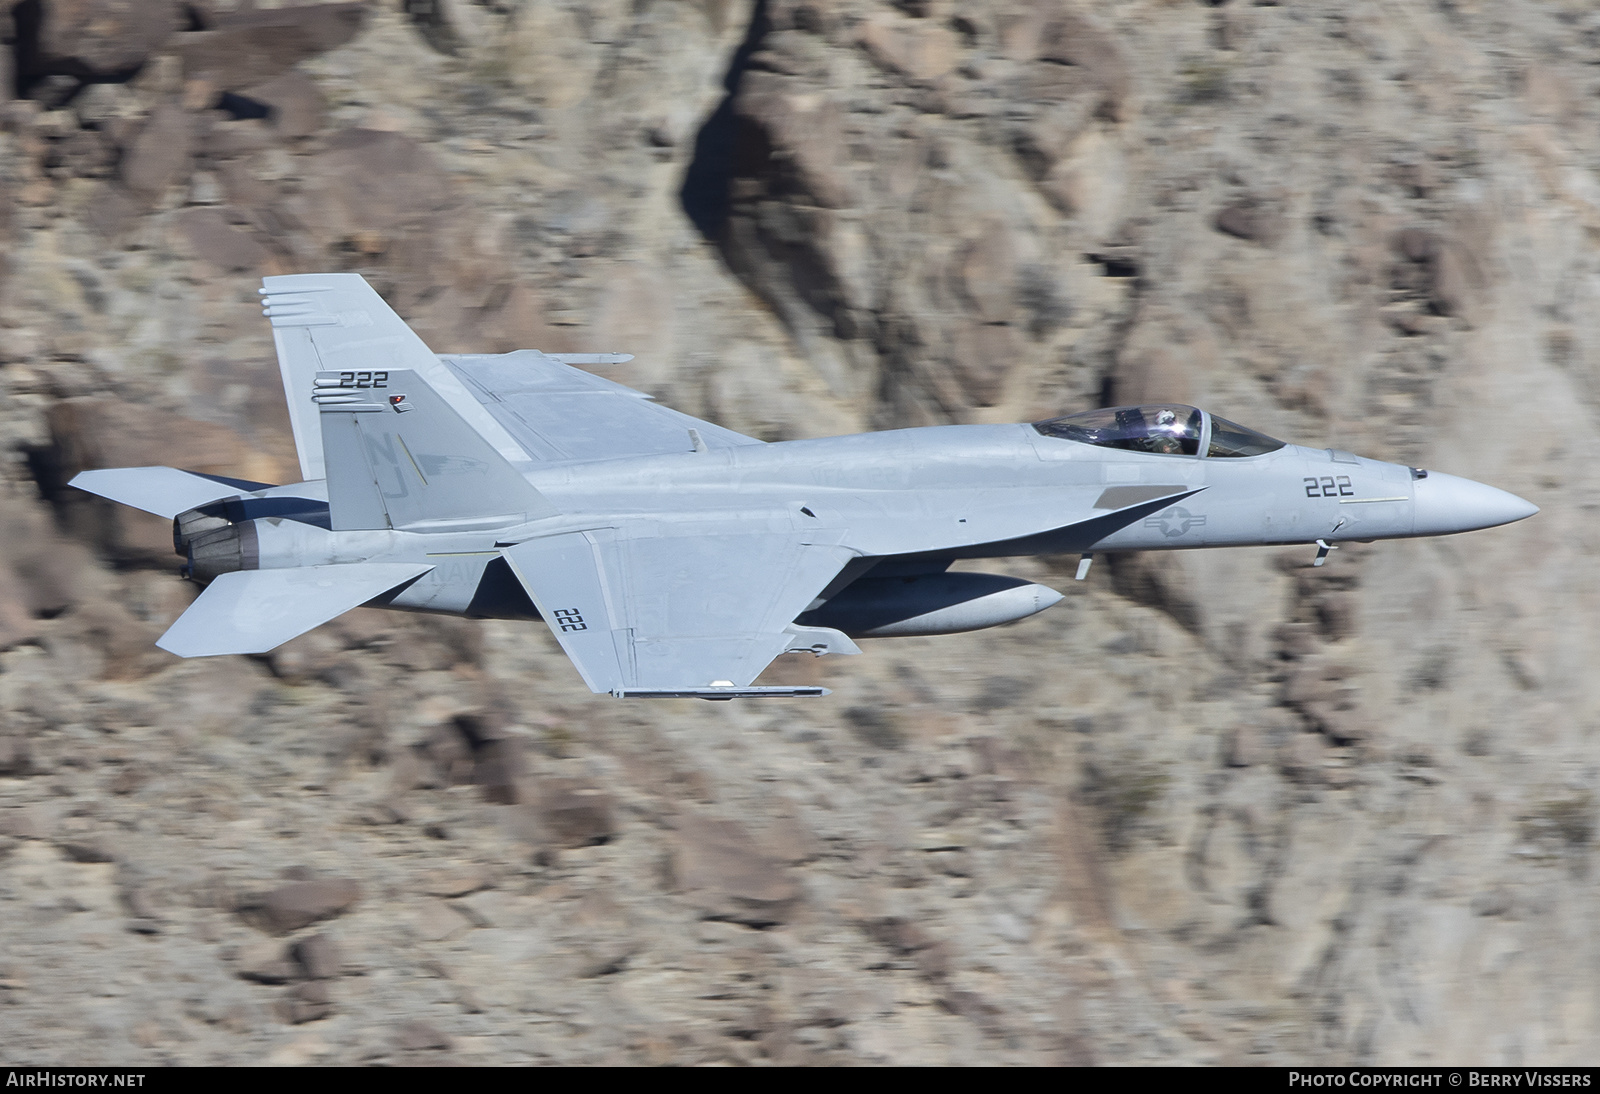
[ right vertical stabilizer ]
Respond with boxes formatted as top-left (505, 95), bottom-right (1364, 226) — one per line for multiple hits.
top-left (316, 369), bottom-right (557, 531)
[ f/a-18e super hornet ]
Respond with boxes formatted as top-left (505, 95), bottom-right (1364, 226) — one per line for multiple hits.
top-left (70, 274), bottom-right (1538, 699)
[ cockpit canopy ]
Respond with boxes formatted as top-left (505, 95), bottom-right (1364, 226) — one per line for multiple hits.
top-left (1033, 404), bottom-right (1286, 458)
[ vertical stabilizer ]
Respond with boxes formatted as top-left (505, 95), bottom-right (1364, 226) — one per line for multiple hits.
top-left (260, 274), bottom-right (533, 480)
top-left (316, 369), bottom-right (557, 531)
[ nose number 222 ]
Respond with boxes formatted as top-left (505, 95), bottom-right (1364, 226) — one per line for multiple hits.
top-left (1304, 475), bottom-right (1355, 498)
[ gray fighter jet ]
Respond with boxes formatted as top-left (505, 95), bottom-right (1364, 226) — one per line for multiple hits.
top-left (70, 274), bottom-right (1537, 698)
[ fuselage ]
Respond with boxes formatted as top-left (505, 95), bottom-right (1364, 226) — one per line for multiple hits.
top-left (532, 423), bottom-right (1416, 554)
top-left (78, 274), bottom-right (1541, 683)
top-left (225, 417), bottom-right (1532, 620)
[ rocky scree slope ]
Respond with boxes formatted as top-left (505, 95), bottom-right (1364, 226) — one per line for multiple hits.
top-left (0, 0), bottom-right (1597, 1065)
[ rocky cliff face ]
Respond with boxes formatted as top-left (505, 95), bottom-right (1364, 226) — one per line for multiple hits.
top-left (1, 0), bottom-right (1598, 1065)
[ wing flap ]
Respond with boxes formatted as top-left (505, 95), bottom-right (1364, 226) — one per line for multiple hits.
top-left (156, 563), bottom-right (434, 657)
top-left (500, 531), bottom-right (631, 694)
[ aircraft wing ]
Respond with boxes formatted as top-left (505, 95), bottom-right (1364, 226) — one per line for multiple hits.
top-left (501, 525), bottom-right (858, 697)
top-left (441, 352), bottom-right (765, 463)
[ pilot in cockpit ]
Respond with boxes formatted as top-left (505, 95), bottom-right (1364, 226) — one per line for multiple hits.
top-left (1146, 408), bottom-right (1185, 455)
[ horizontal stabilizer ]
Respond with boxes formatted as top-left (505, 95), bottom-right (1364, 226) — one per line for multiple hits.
top-left (157, 563), bottom-right (433, 657)
top-left (69, 467), bottom-right (273, 519)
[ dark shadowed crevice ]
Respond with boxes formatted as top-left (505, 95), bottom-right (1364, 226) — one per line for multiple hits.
top-left (217, 91), bottom-right (271, 121)
top-left (7, 0), bottom-right (164, 103)
top-left (402, 0), bottom-right (462, 56)
top-left (22, 440), bottom-right (67, 506)
top-left (1089, 252), bottom-right (1140, 279)
top-left (9, 0), bottom-right (43, 100)
top-left (680, 0), bottom-right (770, 241)
top-left (1096, 373), bottom-right (1117, 411)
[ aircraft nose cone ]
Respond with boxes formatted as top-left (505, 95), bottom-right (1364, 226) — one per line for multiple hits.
top-left (1412, 471), bottom-right (1539, 536)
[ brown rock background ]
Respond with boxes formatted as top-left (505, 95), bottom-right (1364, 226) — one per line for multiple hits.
top-left (1, 0), bottom-right (1598, 1065)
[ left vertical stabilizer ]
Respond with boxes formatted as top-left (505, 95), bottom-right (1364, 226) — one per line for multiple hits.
top-left (260, 274), bottom-right (534, 480)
